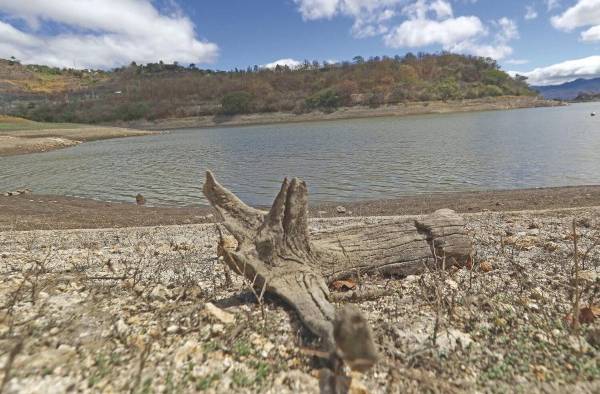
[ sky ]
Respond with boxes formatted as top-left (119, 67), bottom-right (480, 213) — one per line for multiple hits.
top-left (1, 0), bottom-right (600, 85)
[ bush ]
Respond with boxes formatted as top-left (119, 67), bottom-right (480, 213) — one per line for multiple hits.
top-left (483, 85), bottom-right (503, 97)
top-left (305, 90), bottom-right (341, 111)
top-left (221, 91), bottom-right (252, 115)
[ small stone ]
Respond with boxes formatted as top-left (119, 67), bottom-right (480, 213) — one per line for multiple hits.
top-left (204, 302), bottom-right (235, 325)
top-left (479, 261), bottom-right (493, 272)
top-left (527, 228), bottom-right (540, 236)
top-left (166, 325), bottom-right (180, 334)
top-left (115, 319), bottom-right (129, 337)
top-left (567, 335), bottom-right (591, 353)
top-left (336, 206), bottom-right (347, 214)
top-left (150, 284), bottom-right (172, 301)
top-left (444, 279), bottom-right (458, 290)
top-left (148, 326), bottom-right (161, 339)
top-left (174, 340), bottom-right (201, 367)
top-left (534, 332), bottom-right (549, 343)
top-left (530, 287), bottom-right (546, 300)
top-left (210, 324), bottom-right (224, 335)
top-left (579, 270), bottom-right (599, 283)
top-left (527, 303), bottom-right (540, 312)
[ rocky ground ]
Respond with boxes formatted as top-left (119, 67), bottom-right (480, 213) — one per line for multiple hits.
top-left (0, 208), bottom-right (599, 393)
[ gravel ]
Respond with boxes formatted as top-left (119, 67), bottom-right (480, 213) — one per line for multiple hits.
top-left (0, 207), bottom-right (599, 393)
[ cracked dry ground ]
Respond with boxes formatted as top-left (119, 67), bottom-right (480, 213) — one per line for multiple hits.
top-left (0, 208), bottom-right (599, 393)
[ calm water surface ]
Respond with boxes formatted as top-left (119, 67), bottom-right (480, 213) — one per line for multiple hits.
top-left (1, 102), bottom-right (600, 206)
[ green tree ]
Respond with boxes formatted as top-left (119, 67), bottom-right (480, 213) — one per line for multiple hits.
top-left (353, 56), bottom-right (365, 64)
top-left (221, 91), bottom-right (253, 115)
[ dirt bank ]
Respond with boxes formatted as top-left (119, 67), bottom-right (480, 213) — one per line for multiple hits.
top-left (123, 96), bottom-right (562, 130)
top-left (0, 120), bottom-right (156, 156)
top-left (2, 185), bottom-right (600, 231)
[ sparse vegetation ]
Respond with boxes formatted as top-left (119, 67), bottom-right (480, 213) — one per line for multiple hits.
top-left (0, 207), bottom-right (598, 392)
top-left (1, 53), bottom-right (537, 124)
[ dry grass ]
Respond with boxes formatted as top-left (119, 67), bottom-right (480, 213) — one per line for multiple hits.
top-left (0, 208), bottom-right (598, 393)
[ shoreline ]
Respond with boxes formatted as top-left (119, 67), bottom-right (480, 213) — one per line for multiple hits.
top-left (121, 96), bottom-right (562, 131)
top-left (2, 184), bottom-right (599, 231)
top-left (0, 124), bottom-right (156, 156)
top-left (0, 96), bottom-right (561, 155)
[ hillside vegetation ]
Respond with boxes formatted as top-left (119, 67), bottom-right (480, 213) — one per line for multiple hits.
top-left (1, 53), bottom-right (535, 124)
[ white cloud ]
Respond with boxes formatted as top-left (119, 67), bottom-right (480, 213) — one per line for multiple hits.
top-left (295, 0), bottom-right (340, 20)
top-left (263, 58), bottom-right (302, 69)
top-left (551, 0), bottom-right (600, 42)
top-left (384, 17), bottom-right (484, 48)
top-left (497, 17), bottom-right (519, 41)
top-left (295, 0), bottom-right (518, 60)
top-left (449, 41), bottom-right (513, 60)
top-left (294, 0), bottom-right (403, 37)
top-left (519, 55), bottom-right (600, 85)
top-left (525, 5), bottom-right (538, 20)
top-left (0, 0), bottom-right (218, 69)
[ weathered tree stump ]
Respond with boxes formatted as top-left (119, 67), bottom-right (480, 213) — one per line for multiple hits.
top-left (203, 171), bottom-right (472, 368)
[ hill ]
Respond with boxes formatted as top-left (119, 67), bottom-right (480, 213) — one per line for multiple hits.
top-left (533, 77), bottom-right (600, 100)
top-left (0, 53), bottom-right (537, 125)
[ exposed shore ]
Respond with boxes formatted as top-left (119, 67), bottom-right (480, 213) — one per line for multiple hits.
top-left (0, 116), bottom-right (155, 156)
top-left (1, 206), bottom-right (598, 393)
top-left (2, 184), bottom-right (600, 231)
top-left (124, 96), bottom-right (562, 131)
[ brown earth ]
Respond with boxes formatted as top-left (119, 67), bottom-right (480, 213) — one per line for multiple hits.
top-left (123, 96), bottom-right (562, 131)
top-left (2, 185), bottom-right (600, 231)
top-left (0, 126), bottom-right (156, 156)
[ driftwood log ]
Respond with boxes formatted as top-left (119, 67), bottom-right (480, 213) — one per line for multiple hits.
top-left (203, 171), bottom-right (472, 367)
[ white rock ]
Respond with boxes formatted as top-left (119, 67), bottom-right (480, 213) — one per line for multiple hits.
top-left (166, 325), bottom-right (180, 334)
top-left (204, 302), bottom-right (235, 325)
top-left (150, 284), bottom-right (173, 301)
top-left (115, 319), bottom-right (129, 337)
top-left (211, 323), bottom-right (224, 335)
top-left (336, 206), bottom-right (347, 214)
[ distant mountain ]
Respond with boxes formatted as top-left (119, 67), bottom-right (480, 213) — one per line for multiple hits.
top-left (533, 77), bottom-right (600, 100)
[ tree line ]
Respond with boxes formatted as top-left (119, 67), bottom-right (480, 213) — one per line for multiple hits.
top-left (8, 52), bottom-right (535, 124)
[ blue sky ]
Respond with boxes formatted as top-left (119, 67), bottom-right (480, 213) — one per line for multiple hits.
top-left (1, 0), bottom-right (600, 85)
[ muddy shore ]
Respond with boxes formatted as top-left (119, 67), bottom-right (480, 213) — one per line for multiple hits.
top-left (2, 185), bottom-right (600, 231)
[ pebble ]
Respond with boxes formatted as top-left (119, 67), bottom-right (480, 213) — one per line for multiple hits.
top-left (115, 319), bottom-right (129, 337)
top-left (204, 302), bottom-right (235, 325)
top-left (336, 206), bottom-right (347, 214)
top-left (150, 284), bottom-right (172, 301)
top-left (166, 325), bottom-right (180, 334)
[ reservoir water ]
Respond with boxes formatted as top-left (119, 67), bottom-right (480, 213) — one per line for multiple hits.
top-left (1, 102), bottom-right (600, 206)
